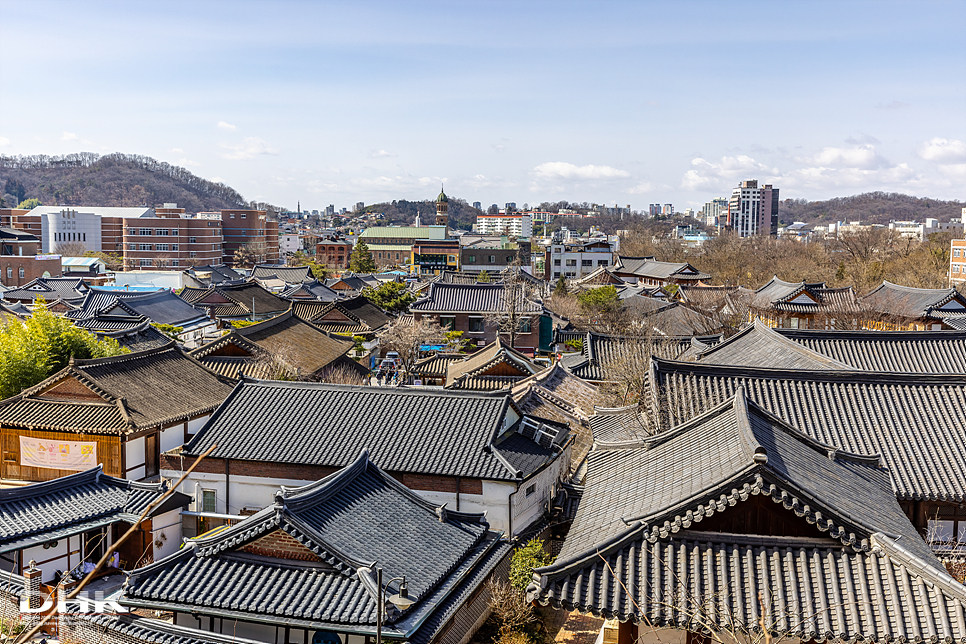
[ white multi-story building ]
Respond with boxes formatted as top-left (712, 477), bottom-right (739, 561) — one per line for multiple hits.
top-left (727, 180), bottom-right (779, 237)
top-left (279, 233), bottom-right (300, 255)
top-left (542, 237), bottom-right (617, 280)
top-left (476, 212), bottom-right (533, 238)
top-left (702, 197), bottom-right (729, 226)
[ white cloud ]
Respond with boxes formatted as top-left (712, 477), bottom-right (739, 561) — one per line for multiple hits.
top-left (217, 121), bottom-right (237, 131)
top-left (0, 136), bottom-right (10, 147)
top-left (170, 147), bottom-right (184, 153)
top-left (369, 149), bottom-right (395, 158)
top-left (61, 131), bottom-right (78, 141)
top-left (628, 181), bottom-right (653, 194)
top-left (221, 137), bottom-right (278, 160)
top-left (177, 158), bottom-right (201, 168)
top-left (918, 138), bottom-right (966, 164)
top-left (810, 145), bottom-right (889, 170)
top-left (532, 161), bottom-right (629, 180)
top-left (491, 143), bottom-right (506, 153)
top-left (681, 155), bottom-right (775, 190)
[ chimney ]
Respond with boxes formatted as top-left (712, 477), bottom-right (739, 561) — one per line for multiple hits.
top-left (24, 560), bottom-right (42, 610)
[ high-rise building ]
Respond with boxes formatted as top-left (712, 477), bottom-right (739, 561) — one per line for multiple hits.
top-left (472, 201), bottom-right (482, 211)
top-left (663, 204), bottom-right (674, 216)
top-left (726, 180), bottom-right (779, 237)
top-left (701, 198), bottom-right (729, 227)
top-left (476, 212), bottom-right (533, 238)
top-left (649, 204), bottom-right (662, 217)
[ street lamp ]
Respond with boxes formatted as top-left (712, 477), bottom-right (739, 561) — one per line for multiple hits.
top-left (375, 567), bottom-right (414, 644)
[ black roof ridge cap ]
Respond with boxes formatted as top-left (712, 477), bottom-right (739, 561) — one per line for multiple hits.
top-left (281, 449), bottom-right (370, 505)
top-left (652, 356), bottom-right (966, 384)
top-left (237, 379), bottom-right (511, 398)
top-left (0, 465), bottom-right (103, 501)
top-left (700, 320), bottom-right (854, 370)
top-left (870, 533), bottom-right (965, 595)
top-left (592, 402), bottom-right (640, 414)
top-left (124, 539), bottom-right (198, 584)
top-left (776, 328), bottom-right (966, 339)
top-left (234, 308), bottom-right (294, 335)
top-left (732, 387), bottom-right (762, 463)
top-left (743, 398), bottom-right (884, 468)
top-left (73, 340), bottom-right (178, 366)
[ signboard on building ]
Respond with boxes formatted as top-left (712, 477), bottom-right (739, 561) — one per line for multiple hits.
top-left (20, 436), bottom-right (97, 471)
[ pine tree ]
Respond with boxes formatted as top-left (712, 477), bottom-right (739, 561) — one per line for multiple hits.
top-left (350, 240), bottom-right (376, 273)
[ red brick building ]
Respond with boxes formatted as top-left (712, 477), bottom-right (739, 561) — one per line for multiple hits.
top-left (122, 206), bottom-right (223, 270)
top-left (221, 209), bottom-right (279, 267)
top-left (0, 227), bottom-right (61, 287)
top-left (315, 236), bottom-right (352, 271)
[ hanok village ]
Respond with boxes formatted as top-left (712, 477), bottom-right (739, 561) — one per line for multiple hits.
top-left (0, 213), bottom-right (964, 644)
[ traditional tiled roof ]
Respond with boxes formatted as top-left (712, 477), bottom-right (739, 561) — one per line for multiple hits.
top-left (122, 451), bottom-right (511, 640)
top-left (555, 330), bottom-right (691, 382)
top-left (411, 353), bottom-right (464, 379)
top-left (189, 310), bottom-right (356, 377)
top-left (0, 466), bottom-right (185, 553)
top-left (588, 403), bottom-right (650, 443)
top-left (696, 320), bottom-right (855, 370)
top-left (410, 282), bottom-right (543, 314)
top-left (612, 256), bottom-right (710, 281)
top-left (0, 344), bottom-right (236, 434)
top-left (627, 299), bottom-right (718, 336)
top-left (324, 273), bottom-right (383, 294)
top-left (862, 280), bottom-right (966, 320)
top-left (293, 296), bottom-right (391, 334)
top-left (745, 277), bottom-right (859, 313)
top-left (445, 339), bottom-right (542, 390)
top-left (772, 327), bottom-right (966, 373)
top-left (0, 300), bottom-right (31, 320)
top-left (676, 284), bottom-right (738, 311)
top-left (177, 282), bottom-right (290, 319)
top-left (648, 358), bottom-right (966, 502)
top-left (511, 363), bottom-right (598, 472)
top-left (69, 614), bottom-right (271, 644)
top-left (279, 279), bottom-right (340, 302)
top-left (74, 288), bottom-right (210, 329)
top-left (251, 264), bottom-right (314, 284)
top-left (78, 316), bottom-right (174, 352)
top-left (183, 380), bottom-right (566, 481)
top-left (2, 277), bottom-right (89, 303)
top-left (529, 392), bottom-right (966, 642)
top-left (184, 265), bottom-right (244, 285)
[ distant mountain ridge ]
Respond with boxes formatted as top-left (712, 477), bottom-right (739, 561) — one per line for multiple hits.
top-left (0, 152), bottom-right (286, 214)
top-left (778, 192), bottom-right (965, 226)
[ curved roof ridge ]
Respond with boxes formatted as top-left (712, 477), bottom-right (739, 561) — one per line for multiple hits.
top-left (72, 340), bottom-right (178, 367)
top-left (0, 465), bottom-right (103, 500)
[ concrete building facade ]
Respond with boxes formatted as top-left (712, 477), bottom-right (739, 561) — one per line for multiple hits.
top-left (727, 180), bottom-right (779, 236)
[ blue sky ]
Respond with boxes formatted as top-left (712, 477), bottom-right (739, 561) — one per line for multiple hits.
top-left (1, 0), bottom-right (963, 212)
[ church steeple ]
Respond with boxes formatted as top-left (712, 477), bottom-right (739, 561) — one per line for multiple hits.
top-left (435, 185), bottom-right (449, 234)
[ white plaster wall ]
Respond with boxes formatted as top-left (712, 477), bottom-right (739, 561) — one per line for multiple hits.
top-left (23, 538), bottom-right (69, 582)
top-left (476, 481), bottom-right (516, 534)
top-left (186, 415), bottom-right (210, 439)
top-left (160, 423), bottom-right (184, 454)
top-left (510, 443), bottom-right (572, 537)
top-left (125, 436), bottom-right (145, 481)
top-left (151, 508), bottom-right (183, 562)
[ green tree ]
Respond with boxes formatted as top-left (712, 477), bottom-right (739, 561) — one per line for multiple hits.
top-left (577, 285), bottom-right (620, 316)
top-left (17, 198), bottom-right (41, 210)
top-left (151, 323), bottom-right (184, 339)
top-left (361, 281), bottom-right (415, 313)
top-left (0, 303), bottom-right (128, 399)
top-left (477, 270), bottom-right (491, 283)
top-left (350, 240), bottom-right (376, 273)
top-left (553, 275), bottom-right (568, 297)
top-left (445, 330), bottom-right (467, 352)
top-left (307, 260), bottom-right (328, 280)
top-left (509, 538), bottom-right (554, 592)
top-left (288, 250), bottom-right (310, 266)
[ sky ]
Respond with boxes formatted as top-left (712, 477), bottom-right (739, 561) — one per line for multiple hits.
top-left (1, 0), bottom-right (964, 213)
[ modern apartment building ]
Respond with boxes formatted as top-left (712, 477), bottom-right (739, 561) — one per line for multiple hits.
top-left (701, 197), bottom-right (729, 226)
top-left (727, 180), bottom-right (779, 236)
top-left (542, 238), bottom-right (615, 281)
top-left (475, 212), bottom-right (533, 238)
top-left (122, 207), bottom-right (223, 270)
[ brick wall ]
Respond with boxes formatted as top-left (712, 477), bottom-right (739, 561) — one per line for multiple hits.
top-left (0, 256), bottom-right (62, 287)
top-left (241, 529), bottom-right (322, 561)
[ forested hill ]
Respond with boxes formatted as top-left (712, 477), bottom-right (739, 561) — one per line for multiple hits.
top-left (0, 153), bottom-right (284, 213)
top-left (357, 198), bottom-right (483, 231)
top-left (779, 192), bottom-right (964, 226)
